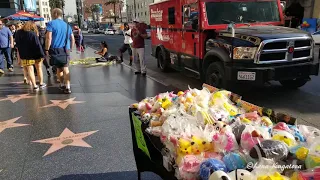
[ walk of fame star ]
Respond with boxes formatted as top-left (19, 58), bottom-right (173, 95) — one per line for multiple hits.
top-left (0, 94), bottom-right (34, 103)
top-left (0, 117), bottom-right (30, 133)
top-left (39, 97), bottom-right (85, 110)
top-left (10, 81), bottom-right (24, 84)
top-left (32, 128), bottom-right (98, 157)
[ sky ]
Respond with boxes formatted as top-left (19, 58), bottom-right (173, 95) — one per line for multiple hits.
top-left (64, 0), bottom-right (77, 16)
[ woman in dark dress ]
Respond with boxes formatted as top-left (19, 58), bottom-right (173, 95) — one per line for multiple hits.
top-left (15, 21), bottom-right (46, 91)
top-left (39, 25), bottom-right (51, 76)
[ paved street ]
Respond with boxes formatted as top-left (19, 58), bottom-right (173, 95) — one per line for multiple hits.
top-left (84, 33), bottom-right (320, 128)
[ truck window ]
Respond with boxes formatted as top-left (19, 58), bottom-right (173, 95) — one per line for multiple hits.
top-left (205, 0), bottom-right (280, 25)
top-left (183, 4), bottom-right (198, 30)
top-left (168, 7), bottom-right (175, 24)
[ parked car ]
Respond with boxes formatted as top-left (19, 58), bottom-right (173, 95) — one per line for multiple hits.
top-left (94, 29), bottom-right (100, 34)
top-left (88, 28), bottom-right (94, 33)
top-left (115, 30), bottom-right (123, 35)
top-left (312, 30), bottom-right (320, 45)
top-left (105, 29), bottom-right (115, 35)
top-left (146, 29), bottom-right (151, 39)
top-left (98, 28), bottom-right (105, 34)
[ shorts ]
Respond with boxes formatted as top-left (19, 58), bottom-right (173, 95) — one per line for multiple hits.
top-left (119, 44), bottom-right (132, 56)
top-left (21, 59), bottom-right (43, 67)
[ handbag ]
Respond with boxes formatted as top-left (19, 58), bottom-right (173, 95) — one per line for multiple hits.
top-left (49, 23), bottom-right (69, 66)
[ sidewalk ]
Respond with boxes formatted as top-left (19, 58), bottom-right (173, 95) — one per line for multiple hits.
top-left (0, 47), bottom-right (172, 180)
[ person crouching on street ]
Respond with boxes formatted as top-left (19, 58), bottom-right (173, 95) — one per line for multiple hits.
top-left (131, 18), bottom-right (148, 76)
top-left (119, 23), bottom-right (133, 65)
top-left (15, 21), bottom-right (46, 91)
top-left (95, 41), bottom-right (109, 62)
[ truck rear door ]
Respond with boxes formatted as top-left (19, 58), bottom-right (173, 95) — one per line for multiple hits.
top-left (181, 3), bottom-right (200, 72)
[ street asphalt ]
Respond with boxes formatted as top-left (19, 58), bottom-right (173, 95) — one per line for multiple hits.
top-left (84, 32), bottom-right (320, 128)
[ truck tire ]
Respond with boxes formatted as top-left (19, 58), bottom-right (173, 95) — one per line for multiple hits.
top-left (206, 62), bottom-right (227, 89)
top-left (280, 78), bottom-right (309, 89)
top-left (158, 49), bottom-right (170, 72)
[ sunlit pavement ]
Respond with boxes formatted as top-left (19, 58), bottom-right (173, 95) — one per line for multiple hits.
top-left (0, 49), bottom-right (169, 180)
top-left (84, 33), bottom-right (320, 128)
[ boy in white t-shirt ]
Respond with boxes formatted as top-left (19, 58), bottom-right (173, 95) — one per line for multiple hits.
top-left (119, 23), bottom-right (133, 65)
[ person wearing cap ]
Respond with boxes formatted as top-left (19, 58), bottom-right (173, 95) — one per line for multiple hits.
top-left (119, 23), bottom-right (133, 65)
top-left (131, 18), bottom-right (148, 76)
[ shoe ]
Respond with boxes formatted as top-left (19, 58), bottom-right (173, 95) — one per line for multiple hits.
top-left (39, 83), bottom-right (47, 89)
top-left (33, 86), bottom-right (39, 91)
top-left (24, 79), bottom-right (28, 84)
top-left (135, 71), bottom-right (141, 75)
top-left (129, 61), bottom-right (132, 66)
top-left (8, 68), bottom-right (13, 72)
top-left (46, 69), bottom-right (51, 76)
top-left (0, 69), bottom-right (4, 74)
top-left (142, 72), bottom-right (147, 76)
top-left (59, 85), bottom-right (66, 90)
top-left (64, 88), bottom-right (72, 94)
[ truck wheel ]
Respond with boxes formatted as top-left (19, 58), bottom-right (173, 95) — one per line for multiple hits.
top-left (206, 62), bottom-right (226, 88)
top-left (158, 50), bottom-right (170, 72)
top-left (280, 78), bottom-right (309, 89)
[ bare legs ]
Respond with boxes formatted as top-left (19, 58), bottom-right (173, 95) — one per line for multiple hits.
top-left (34, 60), bottom-right (44, 85)
top-left (26, 65), bottom-right (36, 88)
top-left (57, 66), bottom-right (71, 93)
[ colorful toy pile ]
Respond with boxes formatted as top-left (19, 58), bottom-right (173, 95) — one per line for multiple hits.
top-left (130, 85), bottom-right (320, 180)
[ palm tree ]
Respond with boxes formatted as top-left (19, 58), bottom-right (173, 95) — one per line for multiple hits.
top-left (90, 4), bottom-right (100, 22)
top-left (105, 0), bottom-right (122, 23)
top-left (49, 0), bottom-right (65, 9)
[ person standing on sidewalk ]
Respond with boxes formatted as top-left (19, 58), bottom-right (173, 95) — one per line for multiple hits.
top-left (119, 23), bottom-right (133, 65)
top-left (15, 21), bottom-right (46, 91)
top-left (73, 26), bottom-right (84, 52)
top-left (45, 8), bottom-right (75, 94)
top-left (131, 18), bottom-right (148, 76)
top-left (39, 25), bottom-right (51, 76)
top-left (0, 20), bottom-right (14, 74)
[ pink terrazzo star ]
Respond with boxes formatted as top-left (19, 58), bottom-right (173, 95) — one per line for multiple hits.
top-left (32, 128), bottom-right (98, 157)
top-left (0, 117), bottom-right (30, 133)
top-left (39, 97), bottom-right (85, 110)
top-left (0, 94), bottom-right (34, 103)
top-left (10, 81), bottom-right (24, 84)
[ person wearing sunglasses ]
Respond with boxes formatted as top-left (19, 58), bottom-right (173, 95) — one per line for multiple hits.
top-left (0, 20), bottom-right (14, 74)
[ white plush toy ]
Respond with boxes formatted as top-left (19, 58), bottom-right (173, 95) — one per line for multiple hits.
top-left (209, 169), bottom-right (255, 180)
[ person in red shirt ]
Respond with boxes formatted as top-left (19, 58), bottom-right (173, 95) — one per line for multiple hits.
top-left (131, 18), bottom-right (148, 76)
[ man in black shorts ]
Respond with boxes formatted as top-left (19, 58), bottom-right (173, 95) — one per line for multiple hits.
top-left (119, 23), bottom-right (133, 66)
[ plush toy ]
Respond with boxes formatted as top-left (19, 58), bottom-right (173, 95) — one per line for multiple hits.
top-left (213, 131), bottom-right (238, 152)
top-left (232, 123), bottom-right (247, 144)
top-left (287, 125), bottom-right (306, 143)
top-left (290, 145), bottom-right (309, 161)
top-left (199, 158), bottom-right (228, 180)
top-left (260, 116), bottom-right (273, 127)
top-left (222, 152), bottom-right (247, 172)
top-left (141, 112), bottom-right (151, 122)
top-left (190, 136), bottom-right (205, 155)
top-left (212, 121), bottom-right (229, 134)
top-left (250, 140), bottom-right (289, 161)
top-left (272, 130), bottom-right (297, 147)
top-left (176, 138), bottom-right (193, 165)
top-left (298, 125), bottom-right (320, 146)
top-left (240, 125), bottom-right (270, 151)
top-left (208, 108), bottom-right (230, 123)
top-left (223, 102), bottom-right (238, 116)
top-left (305, 141), bottom-right (320, 169)
top-left (257, 172), bottom-right (289, 180)
top-left (179, 155), bottom-right (201, 180)
top-left (273, 122), bottom-right (290, 132)
top-left (208, 169), bottom-right (255, 180)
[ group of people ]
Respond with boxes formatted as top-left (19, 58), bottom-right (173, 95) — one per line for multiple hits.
top-left (0, 8), bottom-right (149, 94)
top-left (0, 8), bottom-right (74, 94)
top-left (94, 18), bottom-right (148, 76)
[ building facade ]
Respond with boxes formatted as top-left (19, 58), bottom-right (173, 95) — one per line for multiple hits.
top-left (36, 0), bottom-right (51, 26)
top-left (83, 0), bottom-right (122, 23)
top-left (126, 0), bottom-right (154, 25)
top-left (0, 0), bottom-right (22, 18)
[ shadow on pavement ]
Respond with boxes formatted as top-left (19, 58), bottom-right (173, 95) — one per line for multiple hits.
top-left (53, 171), bottom-right (162, 180)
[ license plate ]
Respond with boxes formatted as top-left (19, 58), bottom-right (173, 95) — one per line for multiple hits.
top-left (237, 71), bottom-right (256, 81)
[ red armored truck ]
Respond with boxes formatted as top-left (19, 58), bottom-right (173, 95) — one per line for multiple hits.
top-left (150, 0), bottom-right (319, 88)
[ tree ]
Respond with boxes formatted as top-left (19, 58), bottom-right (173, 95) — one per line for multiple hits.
top-left (105, 0), bottom-right (122, 23)
top-left (90, 4), bottom-right (100, 22)
top-left (49, 0), bottom-right (65, 9)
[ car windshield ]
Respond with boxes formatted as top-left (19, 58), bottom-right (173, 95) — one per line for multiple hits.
top-left (205, 0), bottom-right (280, 25)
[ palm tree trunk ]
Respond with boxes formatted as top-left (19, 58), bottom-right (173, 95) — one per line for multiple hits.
top-left (113, 3), bottom-right (117, 23)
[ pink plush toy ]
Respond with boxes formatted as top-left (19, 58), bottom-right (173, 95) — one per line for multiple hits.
top-left (244, 111), bottom-right (260, 121)
top-left (179, 155), bottom-right (201, 180)
top-left (213, 132), bottom-right (237, 152)
top-left (241, 130), bottom-right (265, 151)
top-left (273, 122), bottom-right (290, 131)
